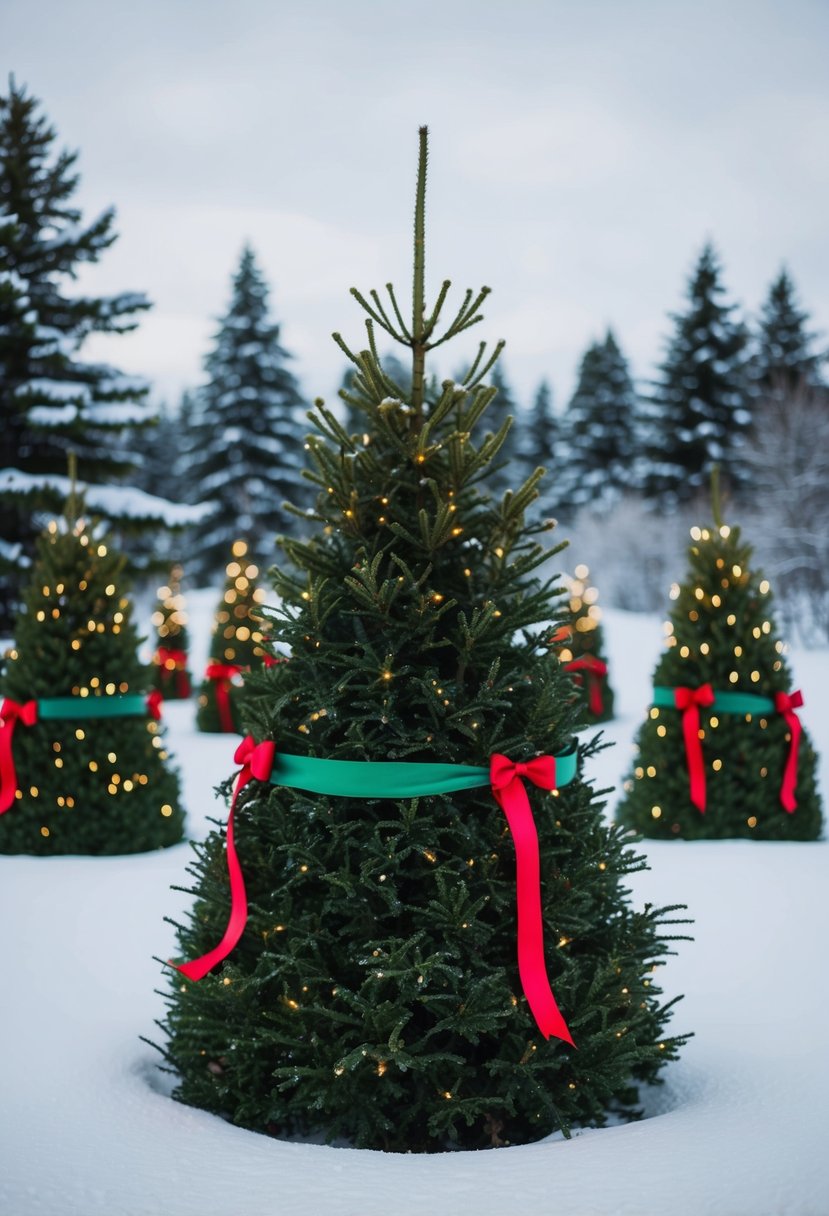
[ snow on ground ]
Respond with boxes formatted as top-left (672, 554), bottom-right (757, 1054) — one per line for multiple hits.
top-left (1, 608), bottom-right (828, 1216)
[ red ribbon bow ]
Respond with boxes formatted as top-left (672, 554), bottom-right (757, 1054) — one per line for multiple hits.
top-left (673, 684), bottom-right (715, 811)
top-left (564, 656), bottom-right (609, 716)
top-left (205, 663), bottom-right (244, 733)
top-left (176, 735), bottom-right (276, 981)
top-left (0, 698), bottom-right (38, 814)
top-left (490, 753), bottom-right (574, 1046)
top-left (155, 648), bottom-right (191, 698)
top-left (774, 690), bottom-right (803, 812)
top-left (146, 689), bottom-right (164, 721)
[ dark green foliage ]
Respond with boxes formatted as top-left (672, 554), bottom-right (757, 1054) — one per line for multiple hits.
top-left (186, 246), bottom-right (309, 582)
top-left (0, 514), bottom-right (184, 855)
top-left (150, 566), bottom-right (192, 700)
top-left (0, 79), bottom-right (155, 630)
top-left (552, 567), bottom-right (615, 724)
top-left (754, 268), bottom-right (826, 394)
top-left (616, 519), bottom-right (822, 840)
top-left (560, 331), bottom-right (639, 514)
top-left (160, 129), bottom-right (689, 1152)
top-left (195, 541), bottom-right (269, 733)
top-left (642, 244), bottom-right (751, 505)
top-left (485, 361), bottom-right (527, 496)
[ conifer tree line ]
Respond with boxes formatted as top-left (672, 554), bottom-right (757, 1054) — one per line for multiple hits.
top-left (3, 77), bottom-right (827, 634)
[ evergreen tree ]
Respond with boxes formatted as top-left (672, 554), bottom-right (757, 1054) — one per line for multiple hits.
top-left (551, 565), bottom-right (615, 723)
top-left (186, 246), bottom-right (309, 582)
top-left (150, 565), bottom-right (192, 700)
top-left (0, 504), bottom-right (184, 855)
top-left (559, 330), bottom-right (638, 513)
top-left (754, 268), bottom-right (825, 393)
top-left (642, 244), bottom-right (751, 504)
top-left (616, 499), bottom-right (822, 840)
top-left (195, 540), bottom-right (270, 733)
top-left (158, 129), bottom-right (688, 1152)
top-left (0, 78), bottom-right (176, 629)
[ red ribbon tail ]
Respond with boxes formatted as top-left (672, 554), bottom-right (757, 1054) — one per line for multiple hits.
top-left (174, 767), bottom-right (251, 980)
top-left (780, 712), bottom-right (801, 813)
top-left (680, 704), bottom-right (706, 812)
top-left (0, 722), bottom-right (18, 814)
top-left (492, 777), bottom-right (574, 1046)
top-left (215, 678), bottom-right (234, 732)
top-left (588, 674), bottom-right (604, 717)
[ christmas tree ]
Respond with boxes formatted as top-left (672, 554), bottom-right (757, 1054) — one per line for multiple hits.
top-left (551, 565), bottom-right (615, 723)
top-left (150, 566), bottom-right (192, 700)
top-left (559, 331), bottom-right (639, 515)
top-left (158, 129), bottom-right (688, 1153)
top-left (0, 498), bottom-right (184, 855)
top-left (185, 246), bottom-right (309, 583)
top-left (616, 484), bottom-right (822, 840)
top-left (642, 244), bottom-right (751, 505)
top-left (0, 78), bottom-right (190, 631)
top-left (195, 541), bottom-right (270, 733)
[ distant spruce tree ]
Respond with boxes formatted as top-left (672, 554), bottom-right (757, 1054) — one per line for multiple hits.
top-left (519, 380), bottom-right (558, 511)
top-left (186, 246), bottom-right (309, 583)
top-left (642, 244), bottom-right (751, 505)
top-left (754, 268), bottom-right (826, 394)
top-left (158, 127), bottom-right (689, 1154)
top-left (559, 330), bottom-right (638, 514)
top-left (0, 501), bottom-right (184, 855)
top-left (486, 361), bottom-right (528, 496)
top-left (0, 78), bottom-right (166, 629)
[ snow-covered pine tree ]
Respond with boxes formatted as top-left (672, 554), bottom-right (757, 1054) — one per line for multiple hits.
top-left (559, 330), bottom-right (638, 515)
top-left (642, 244), bottom-right (751, 506)
top-left (754, 268), bottom-right (826, 394)
top-left (486, 361), bottom-right (528, 496)
top-left (0, 79), bottom-right (189, 631)
top-left (158, 127), bottom-right (688, 1153)
top-left (185, 246), bottom-right (309, 583)
top-left (519, 380), bottom-right (558, 514)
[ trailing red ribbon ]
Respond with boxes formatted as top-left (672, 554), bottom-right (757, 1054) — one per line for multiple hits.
top-left (0, 698), bottom-right (38, 814)
top-left (205, 663), bottom-right (243, 732)
top-left (565, 656), bottom-right (608, 716)
top-left (155, 648), bottom-right (191, 698)
top-left (176, 735), bottom-right (275, 980)
top-left (262, 654), bottom-right (286, 669)
top-left (146, 689), bottom-right (164, 721)
top-left (775, 690), bottom-right (803, 812)
top-left (674, 684), bottom-right (715, 812)
top-left (489, 753), bottom-right (574, 1045)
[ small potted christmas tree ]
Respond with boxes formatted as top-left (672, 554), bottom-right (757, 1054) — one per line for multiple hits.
top-left (196, 541), bottom-right (269, 733)
top-left (551, 564), bottom-right (615, 722)
top-left (150, 565), bottom-right (192, 699)
top-left (158, 129), bottom-right (688, 1152)
top-left (616, 484), bottom-right (822, 840)
top-left (0, 502), bottom-right (185, 855)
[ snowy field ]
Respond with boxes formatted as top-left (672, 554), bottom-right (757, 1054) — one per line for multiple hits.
top-left (1, 603), bottom-right (828, 1216)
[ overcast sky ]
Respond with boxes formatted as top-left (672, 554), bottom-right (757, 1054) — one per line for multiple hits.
top-left (4, 0), bottom-right (829, 411)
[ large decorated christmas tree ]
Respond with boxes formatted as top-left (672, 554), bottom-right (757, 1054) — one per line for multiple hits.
top-left (150, 565), bottom-right (192, 700)
top-left (616, 488), bottom-right (822, 840)
top-left (158, 129), bottom-right (688, 1152)
top-left (551, 565), bottom-right (615, 723)
top-left (0, 500), bottom-right (184, 855)
top-left (195, 541), bottom-right (270, 733)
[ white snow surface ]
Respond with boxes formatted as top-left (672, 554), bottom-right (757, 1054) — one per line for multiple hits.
top-left (0, 468), bottom-right (210, 526)
top-left (1, 606), bottom-right (828, 1216)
